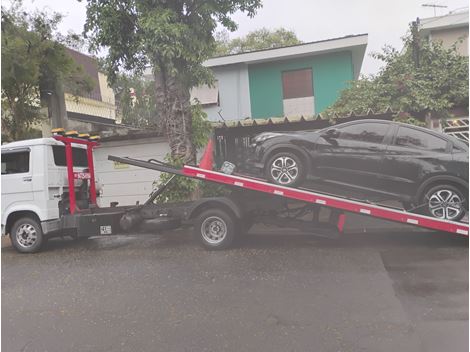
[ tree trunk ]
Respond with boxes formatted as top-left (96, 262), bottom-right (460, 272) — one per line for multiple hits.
top-left (154, 66), bottom-right (196, 165)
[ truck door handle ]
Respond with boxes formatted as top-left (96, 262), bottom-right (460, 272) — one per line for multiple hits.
top-left (22, 176), bottom-right (32, 182)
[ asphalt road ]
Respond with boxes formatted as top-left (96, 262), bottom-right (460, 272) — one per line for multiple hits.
top-left (2, 228), bottom-right (468, 352)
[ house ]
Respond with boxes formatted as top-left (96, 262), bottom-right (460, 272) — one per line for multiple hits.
top-left (420, 10), bottom-right (469, 56)
top-left (191, 34), bottom-right (368, 121)
top-left (42, 48), bottom-right (121, 136)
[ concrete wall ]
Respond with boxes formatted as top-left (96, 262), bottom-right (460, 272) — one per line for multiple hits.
top-left (65, 93), bottom-right (116, 121)
top-left (203, 64), bottom-right (251, 121)
top-left (430, 27), bottom-right (469, 56)
top-left (94, 137), bottom-right (170, 206)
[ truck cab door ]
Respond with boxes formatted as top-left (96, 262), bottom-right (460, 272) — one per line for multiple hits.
top-left (1, 148), bottom-right (34, 218)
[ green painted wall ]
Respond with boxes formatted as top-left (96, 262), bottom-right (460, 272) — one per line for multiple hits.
top-left (248, 51), bottom-right (353, 118)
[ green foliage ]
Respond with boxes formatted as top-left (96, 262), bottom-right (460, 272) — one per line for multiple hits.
top-left (83, 0), bottom-right (262, 163)
top-left (153, 106), bottom-right (227, 203)
top-left (1, 1), bottom-right (94, 141)
top-left (392, 112), bottom-right (426, 127)
top-left (112, 74), bottom-right (159, 128)
top-left (83, 0), bottom-right (262, 88)
top-left (326, 26), bottom-right (469, 119)
top-left (156, 155), bottom-right (199, 203)
top-left (215, 27), bottom-right (302, 55)
top-left (191, 104), bottom-right (212, 149)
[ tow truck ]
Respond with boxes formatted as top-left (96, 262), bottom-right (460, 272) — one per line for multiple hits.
top-left (1, 129), bottom-right (468, 253)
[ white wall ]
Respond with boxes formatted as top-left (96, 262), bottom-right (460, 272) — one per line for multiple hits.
top-left (203, 64), bottom-right (251, 121)
top-left (430, 27), bottom-right (468, 56)
top-left (94, 137), bottom-right (170, 206)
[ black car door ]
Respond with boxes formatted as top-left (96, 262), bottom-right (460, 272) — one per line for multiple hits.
top-left (381, 125), bottom-right (450, 198)
top-left (312, 122), bottom-right (391, 192)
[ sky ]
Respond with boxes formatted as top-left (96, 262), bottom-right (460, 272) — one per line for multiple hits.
top-left (19, 0), bottom-right (469, 75)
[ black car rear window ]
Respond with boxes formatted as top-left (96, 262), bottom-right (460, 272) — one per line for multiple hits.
top-left (52, 146), bottom-right (88, 167)
top-left (394, 127), bottom-right (448, 152)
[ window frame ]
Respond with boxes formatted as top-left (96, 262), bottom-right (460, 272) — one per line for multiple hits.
top-left (52, 145), bottom-right (89, 167)
top-left (1, 149), bottom-right (31, 175)
top-left (391, 125), bottom-right (451, 153)
top-left (335, 121), bottom-right (392, 145)
top-left (281, 68), bottom-right (314, 100)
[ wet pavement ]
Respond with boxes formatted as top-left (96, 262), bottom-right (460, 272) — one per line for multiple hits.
top-left (2, 228), bottom-right (468, 352)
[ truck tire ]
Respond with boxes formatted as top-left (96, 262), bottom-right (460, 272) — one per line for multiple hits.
top-left (10, 217), bottom-right (45, 253)
top-left (193, 209), bottom-right (236, 250)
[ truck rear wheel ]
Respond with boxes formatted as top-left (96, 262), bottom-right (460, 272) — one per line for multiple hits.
top-left (194, 209), bottom-right (236, 250)
top-left (10, 217), bottom-right (45, 253)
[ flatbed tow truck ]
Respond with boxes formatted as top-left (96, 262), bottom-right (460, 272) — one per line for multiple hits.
top-left (2, 131), bottom-right (468, 253)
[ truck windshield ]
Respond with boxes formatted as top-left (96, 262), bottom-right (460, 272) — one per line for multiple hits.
top-left (52, 146), bottom-right (88, 167)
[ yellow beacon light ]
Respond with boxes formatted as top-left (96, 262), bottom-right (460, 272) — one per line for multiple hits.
top-left (89, 135), bottom-right (101, 141)
top-left (65, 130), bottom-right (79, 138)
top-left (51, 128), bottom-right (65, 136)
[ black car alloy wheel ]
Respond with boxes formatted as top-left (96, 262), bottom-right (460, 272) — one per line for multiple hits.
top-left (266, 152), bottom-right (305, 187)
top-left (422, 184), bottom-right (467, 221)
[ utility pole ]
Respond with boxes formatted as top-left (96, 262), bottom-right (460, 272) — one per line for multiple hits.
top-left (411, 17), bottom-right (421, 68)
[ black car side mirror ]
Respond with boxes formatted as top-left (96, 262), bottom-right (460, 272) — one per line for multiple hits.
top-left (321, 128), bottom-right (340, 139)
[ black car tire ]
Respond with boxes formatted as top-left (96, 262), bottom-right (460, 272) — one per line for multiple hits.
top-left (194, 209), bottom-right (236, 250)
top-left (10, 216), bottom-right (45, 253)
top-left (265, 151), bottom-right (306, 187)
top-left (420, 184), bottom-right (467, 221)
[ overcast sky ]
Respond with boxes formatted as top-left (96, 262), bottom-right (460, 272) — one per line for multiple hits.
top-left (20, 0), bottom-right (469, 75)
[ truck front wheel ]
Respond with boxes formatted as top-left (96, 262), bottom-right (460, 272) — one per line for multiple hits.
top-left (194, 209), bottom-right (236, 250)
top-left (10, 217), bottom-right (45, 253)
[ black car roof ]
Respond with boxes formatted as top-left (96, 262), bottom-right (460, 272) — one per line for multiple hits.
top-left (334, 119), bottom-right (457, 142)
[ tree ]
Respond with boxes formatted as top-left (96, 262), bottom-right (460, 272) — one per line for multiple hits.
top-left (112, 74), bottom-right (159, 128)
top-left (326, 26), bottom-right (469, 119)
top-left (1, 1), bottom-right (94, 141)
top-left (215, 27), bottom-right (302, 55)
top-left (82, 0), bottom-right (262, 164)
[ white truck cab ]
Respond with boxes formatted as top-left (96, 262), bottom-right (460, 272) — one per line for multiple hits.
top-left (1, 138), bottom-right (90, 251)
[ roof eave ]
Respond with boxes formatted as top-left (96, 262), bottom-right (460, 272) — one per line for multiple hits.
top-left (204, 34), bottom-right (368, 68)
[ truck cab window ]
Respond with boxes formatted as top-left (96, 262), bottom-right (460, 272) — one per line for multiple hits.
top-left (1, 151), bottom-right (30, 174)
top-left (52, 146), bottom-right (88, 167)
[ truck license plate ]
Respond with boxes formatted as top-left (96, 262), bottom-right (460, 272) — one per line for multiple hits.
top-left (100, 225), bottom-right (112, 235)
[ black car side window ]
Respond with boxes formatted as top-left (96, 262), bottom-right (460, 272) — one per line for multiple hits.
top-left (394, 127), bottom-right (448, 152)
top-left (338, 123), bottom-right (388, 143)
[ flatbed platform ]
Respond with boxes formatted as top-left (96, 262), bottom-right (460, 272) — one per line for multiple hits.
top-left (108, 155), bottom-right (469, 237)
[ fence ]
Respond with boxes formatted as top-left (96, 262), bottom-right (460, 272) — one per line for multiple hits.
top-left (442, 117), bottom-right (469, 143)
top-left (213, 112), bottom-right (395, 166)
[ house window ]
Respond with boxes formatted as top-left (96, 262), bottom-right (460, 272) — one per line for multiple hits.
top-left (282, 69), bottom-right (313, 99)
top-left (281, 69), bottom-right (314, 116)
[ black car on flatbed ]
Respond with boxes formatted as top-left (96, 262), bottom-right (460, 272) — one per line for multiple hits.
top-left (244, 119), bottom-right (469, 221)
